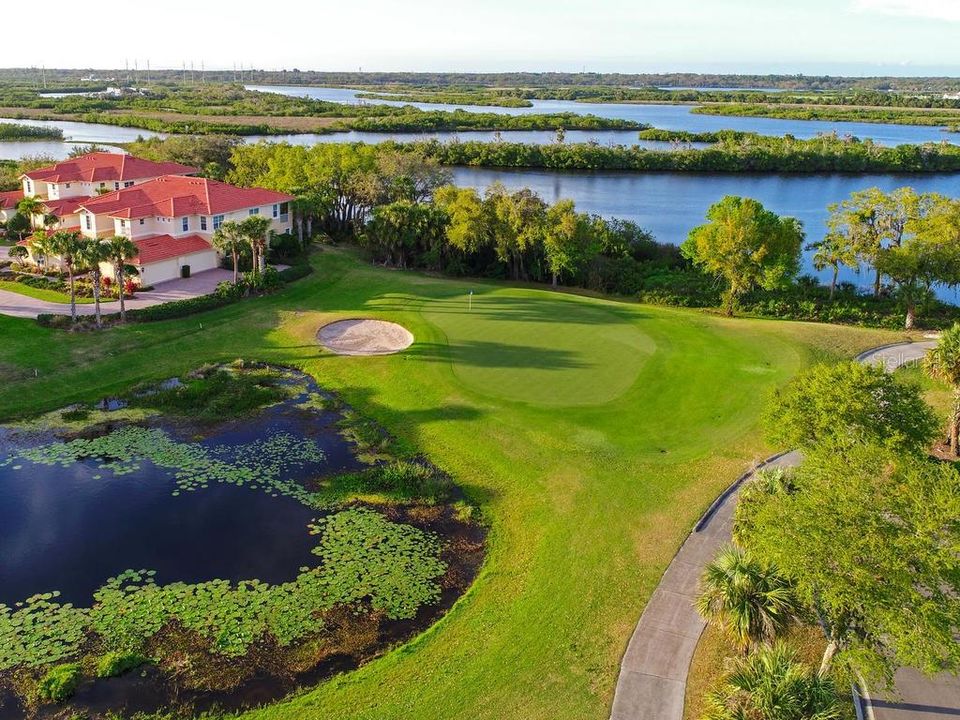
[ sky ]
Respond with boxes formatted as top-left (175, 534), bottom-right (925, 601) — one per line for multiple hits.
top-left (5, 0), bottom-right (960, 76)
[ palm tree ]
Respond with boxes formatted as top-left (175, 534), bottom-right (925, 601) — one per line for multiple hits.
top-left (74, 238), bottom-right (111, 328)
top-left (703, 643), bottom-right (842, 720)
top-left (696, 546), bottom-right (803, 653)
top-left (240, 215), bottom-right (272, 275)
top-left (15, 196), bottom-right (46, 231)
top-left (104, 235), bottom-right (138, 322)
top-left (211, 220), bottom-right (245, 284)
top-left (46, 230), bottom-right (83, 323)
top-left (808, 232), bottom-right (858, 299)
top-left (924, 323), bottom-right (960, 456)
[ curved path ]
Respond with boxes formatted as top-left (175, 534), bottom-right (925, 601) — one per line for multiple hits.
top-left (610, 340), bottom-right (954, 720)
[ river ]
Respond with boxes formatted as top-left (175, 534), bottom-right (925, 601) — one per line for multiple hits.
top-left (450, 166), bottom-right (960, 300)
top-left (3, 94), bottom-right (960, 298)
top-left (247, 84), bottom-right (960, 146)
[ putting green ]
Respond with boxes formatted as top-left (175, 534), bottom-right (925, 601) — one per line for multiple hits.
top-left (422, 288), bottom-right (655, 406)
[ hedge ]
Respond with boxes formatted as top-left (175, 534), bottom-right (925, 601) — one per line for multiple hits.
top-left (36, 263), bottom-right (313, 329)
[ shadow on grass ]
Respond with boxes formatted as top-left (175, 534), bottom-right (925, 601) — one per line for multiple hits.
top-left (406, 341), bottom-right (592, 370)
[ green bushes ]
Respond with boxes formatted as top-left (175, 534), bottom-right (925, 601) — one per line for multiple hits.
top-left (95, 651), bottom-right (148, 678)
top-left (130, 369), bottom-right (286, 421)
top-left (36, 663), bottom-right (81, 702)
top-left (410, 135), bottom-right (960, 174)
top-left (0, 123), bottom-right (63, 141)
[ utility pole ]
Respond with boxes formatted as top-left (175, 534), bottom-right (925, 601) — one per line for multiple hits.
top-left (146, 59), bottom-right (151, 84)
top-left (41, 65), bottom-right (46, 89)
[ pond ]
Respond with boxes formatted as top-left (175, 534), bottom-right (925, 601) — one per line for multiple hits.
top-left (0, 373), bottom-right (359, 605)
top-left (0, 364), bottom-right (484, 718)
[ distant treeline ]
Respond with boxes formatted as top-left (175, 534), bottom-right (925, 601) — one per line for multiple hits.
top-left (401, 134), bottom-right (960, 173)
top-left (7, 68), bottom-right (960, 92)
top-left (0, 123), bottom-right (63, 141)
top-left (348, 111), bottom-right (643, 132)
top-left (693, 103), bottom-right (960, 127)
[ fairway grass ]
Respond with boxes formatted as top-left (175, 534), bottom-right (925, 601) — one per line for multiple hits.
top-left (0, 280), bottom-right (102, 304)
top-left (0, 249), bottom-right (906, 720)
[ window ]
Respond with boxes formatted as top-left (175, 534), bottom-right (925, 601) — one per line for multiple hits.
top-left (25, 180), bottom-right (32, 194)
top-left (114, 182), bottom-right (120, 191)
top-left (139, 218), bottom-right (145, 225)
top-left (279, 202), bottom-right (289, 223)
top-left (124, 181), bottom-right (134, 188)
top-left (65, 183), bottom-right (71, 189)
top-left (182, 217), bottom-right (189, 232)
top-left (84, 214), bottom-right (91, 230)
top-left (272, 204), bottom-right (279, 218)
top-left (248, 208), bottom-right (259, 216)
top-left (200, 216), bottom-right (208, 231)
top-left (213, 214), bottom-right (224, 230)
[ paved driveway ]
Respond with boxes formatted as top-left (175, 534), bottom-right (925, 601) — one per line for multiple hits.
top-left (0, 268), bottom-right (233, 319)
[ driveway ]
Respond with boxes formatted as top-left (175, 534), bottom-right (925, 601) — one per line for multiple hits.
top-left (0, 268), bottom-right (234, 319)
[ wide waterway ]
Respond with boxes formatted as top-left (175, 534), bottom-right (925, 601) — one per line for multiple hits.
top-left (4, 100), bottom-right (960, 297)
top-left (248, 84), bottom-right (960, 146)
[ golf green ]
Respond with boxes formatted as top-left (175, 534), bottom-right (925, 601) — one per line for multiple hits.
top-left (422, 288), bottom-right (655, 406)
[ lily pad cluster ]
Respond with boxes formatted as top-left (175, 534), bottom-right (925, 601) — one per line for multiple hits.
top-left (0, 508), bottom-right (447, 669)
top-left (1, 426), bottom-right (326, 502)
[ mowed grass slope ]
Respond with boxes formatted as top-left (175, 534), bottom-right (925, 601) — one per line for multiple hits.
top-left (0, 249), bottom-right (903, 720)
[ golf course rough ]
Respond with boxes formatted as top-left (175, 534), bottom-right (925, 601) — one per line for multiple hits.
top-left (0, 249), bottom-right (903, 720)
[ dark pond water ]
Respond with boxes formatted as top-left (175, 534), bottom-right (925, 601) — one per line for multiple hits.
top-left (0, 373), bottom-right (364, 606)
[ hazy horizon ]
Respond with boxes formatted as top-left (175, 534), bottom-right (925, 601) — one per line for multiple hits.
top-left (5, 0), bottom-right (960, 78)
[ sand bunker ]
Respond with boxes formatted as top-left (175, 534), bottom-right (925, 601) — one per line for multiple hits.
top-left (318, 319), bottom-right (414, 356)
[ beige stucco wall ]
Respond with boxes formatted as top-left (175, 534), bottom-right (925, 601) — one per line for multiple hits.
top-left (107, 248), bottom-right (219, 286)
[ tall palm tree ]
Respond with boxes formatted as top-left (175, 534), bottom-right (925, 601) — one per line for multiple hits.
top-left (703, 643), bottom-right (842, 720)
top-left (808, 232), bottom-right (858, 300)
top-left (74, 238), bottom-right (111, 328)
top-left (211, 220), bottom-right (245, 284)
top-left (46, 230), bottom-right (83, 323)
top-left (240, 215), bottom-right (272, 275)
top-left (696, 545), bottom-right (803, 653)
top-left (924, 323), bottom-right (960, 455)
top-left (104, 235), bottom-right (138, 322)
top-left (15, 196), bottom-right (46, 230)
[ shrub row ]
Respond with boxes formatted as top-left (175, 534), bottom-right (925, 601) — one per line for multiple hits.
top-left (36, 263), bottom-right (313, 329)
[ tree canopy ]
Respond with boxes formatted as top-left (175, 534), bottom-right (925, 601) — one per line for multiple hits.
top-left (762, 361), bottom-right (938, 453)
top-left (681, 196), bottom-right (804, 314)
top-left (735, 445), bottom-right (960, 685)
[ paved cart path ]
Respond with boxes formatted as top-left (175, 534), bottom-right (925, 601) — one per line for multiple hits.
top-left (610, 340), bottom-right (958, 720)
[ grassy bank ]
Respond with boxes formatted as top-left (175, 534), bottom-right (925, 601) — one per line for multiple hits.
top-left (692, 102), bottom-right (960, 128)
top-left (0, 280), bottom-right (99, 304)
top-left (0, 248), bottom-right (901, 720)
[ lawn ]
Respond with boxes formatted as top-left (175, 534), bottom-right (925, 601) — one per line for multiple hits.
top-left (0, 248), bottom-right (904, 720)
top-left (0, 280), bottom-right (102, 304)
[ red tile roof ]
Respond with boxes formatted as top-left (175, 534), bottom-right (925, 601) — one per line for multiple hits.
top-left (0, 190), bottom-right (23, 209)
top-left (42, 196), bottom-right (92, 217)
top-left (131, 234), bottom-right (214, 265)
top-left (22, 152), bottom-right (199, 184)
top-left (81, 175), bottom-right (294, 219)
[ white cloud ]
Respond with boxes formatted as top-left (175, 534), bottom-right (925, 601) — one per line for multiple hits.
top-left (853, 0), bottom-right (960, 21)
